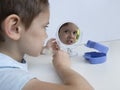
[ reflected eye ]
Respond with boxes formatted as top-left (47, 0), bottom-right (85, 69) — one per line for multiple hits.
top-left (73, 31), bottom-right (77, 35)
top-left (64, 30), bottom-right (69, 33)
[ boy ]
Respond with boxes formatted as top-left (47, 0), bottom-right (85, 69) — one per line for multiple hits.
top-left (0, 0), bottom-right (93, 90)
top-left (58, 22), bottom-right (79, 45)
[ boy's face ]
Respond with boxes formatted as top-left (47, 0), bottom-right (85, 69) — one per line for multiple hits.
top-left (19, 8), bottom-right (49, 56)
top-left (59, 24), bottom-right (78, 45)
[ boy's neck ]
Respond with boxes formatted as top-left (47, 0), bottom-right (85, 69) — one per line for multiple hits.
top-left (0, 43), bottom-right (24, 63)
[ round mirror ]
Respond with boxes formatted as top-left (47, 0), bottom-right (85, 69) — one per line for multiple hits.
top-left (58, 22), bottom-right (80, 45)
top-left (56, 22), bottom-right (82, 56)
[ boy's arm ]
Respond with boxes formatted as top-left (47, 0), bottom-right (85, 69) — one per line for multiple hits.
top-left (23, 50), bottom-right (94, 90)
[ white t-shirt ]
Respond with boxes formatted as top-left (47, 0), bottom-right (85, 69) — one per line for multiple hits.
top-left (0, 53), bottom-right (36, 90)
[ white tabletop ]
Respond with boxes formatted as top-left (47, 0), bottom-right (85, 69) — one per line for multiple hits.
top-left (25, 40), bottom-right (120, 90)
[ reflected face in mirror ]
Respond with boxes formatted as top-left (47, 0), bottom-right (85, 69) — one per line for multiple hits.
top-left (58, 22), bottom-right (80, 45)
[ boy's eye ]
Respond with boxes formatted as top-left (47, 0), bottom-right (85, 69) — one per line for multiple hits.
top-left (44, 25), bottom-right (49, 30)
top-left (45, 25), bottom-right (48, 28)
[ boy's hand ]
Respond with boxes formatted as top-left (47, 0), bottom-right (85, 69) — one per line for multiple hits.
top-left (46, 38), bottom-right (60, 52)
top-left (42, 38), bottom-right (60, 55)
top-left (52, 50), bottom-right (71, 69)
top-left (46, 38), bottom-right (60, 50)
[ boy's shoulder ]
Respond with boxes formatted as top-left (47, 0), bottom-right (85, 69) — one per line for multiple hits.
top-left (0, 53), bottom-right (27, 71)
top-left (0, 53), bottom-right (36, 90)
top-left (0, 68), bottom-right (36, 90)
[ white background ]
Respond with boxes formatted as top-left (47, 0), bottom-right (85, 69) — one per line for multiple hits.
top-left (47, 0), bottom-right (120, 43)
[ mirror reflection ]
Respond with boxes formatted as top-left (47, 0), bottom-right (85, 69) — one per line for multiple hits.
top-left (58, 22), bottom-right (80, 45)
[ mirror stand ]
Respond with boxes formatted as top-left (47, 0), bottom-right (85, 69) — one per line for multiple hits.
top-left (66, 48), bottom-right (78, 57)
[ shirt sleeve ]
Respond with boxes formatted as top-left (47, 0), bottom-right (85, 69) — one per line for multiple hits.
top-left (0, 69), bottom-right (36, 90)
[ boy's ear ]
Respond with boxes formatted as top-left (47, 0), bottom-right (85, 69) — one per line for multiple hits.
top-left (3, 14), bottom-right (23, 40)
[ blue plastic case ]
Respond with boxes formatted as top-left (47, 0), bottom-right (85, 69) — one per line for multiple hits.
top-left (84, 40), bottom-right (109, 64)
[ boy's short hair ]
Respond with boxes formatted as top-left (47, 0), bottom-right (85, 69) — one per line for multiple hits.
top-left (58, 22), bottom-right (78, 33)
top-left (0, 0), bottom-right (49, 42)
